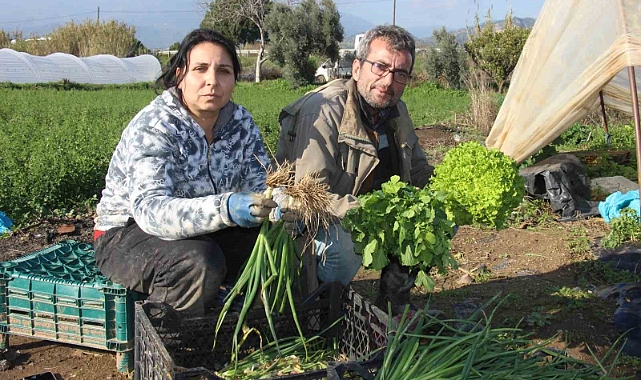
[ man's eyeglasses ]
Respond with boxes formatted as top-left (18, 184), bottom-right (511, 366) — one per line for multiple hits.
top-left (361, 59), bottom-right (411, 85)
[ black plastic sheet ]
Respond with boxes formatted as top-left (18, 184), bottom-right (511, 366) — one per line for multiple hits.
top-left (519, 154), bottom-right (599, 219)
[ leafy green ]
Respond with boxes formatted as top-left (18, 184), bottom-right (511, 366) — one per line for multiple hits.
top-left (429, 141), bottom-right (525, 229)
top-left (342, 176), bottom-right (457, 290)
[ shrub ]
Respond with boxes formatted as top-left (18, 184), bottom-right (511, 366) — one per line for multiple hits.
top-left (10, 20), bottom-right (142, 57)
top-left (430, 141), bottom-right (525, 228)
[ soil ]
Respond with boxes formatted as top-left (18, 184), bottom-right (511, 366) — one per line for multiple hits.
top-left (0, 125), bottom-right (639, 379)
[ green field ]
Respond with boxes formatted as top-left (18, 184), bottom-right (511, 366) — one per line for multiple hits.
top-left (0, 79), bottom-right (469, 224)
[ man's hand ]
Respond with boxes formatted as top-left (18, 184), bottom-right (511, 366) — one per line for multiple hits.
top-left (270, 189), bottom-right (306, 236)
top-left (228, 191), bottom-right (278, 228)
top-left (281, 207), bottom-right (306, 236)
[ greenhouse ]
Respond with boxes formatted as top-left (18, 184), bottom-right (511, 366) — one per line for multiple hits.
top-left (0, 48), bottom-right (161, 84)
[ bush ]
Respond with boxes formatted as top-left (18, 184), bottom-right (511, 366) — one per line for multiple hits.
top-left (10, 20), bottom-right (143, 57)
top-left (429, 141), bottom-right (525, 228)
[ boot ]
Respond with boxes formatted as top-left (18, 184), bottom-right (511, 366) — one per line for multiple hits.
top-left (375, 256), bottom-right (419, 316)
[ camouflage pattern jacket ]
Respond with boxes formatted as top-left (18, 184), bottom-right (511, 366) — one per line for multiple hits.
top-left (95, 88), bottom-right (269, 239)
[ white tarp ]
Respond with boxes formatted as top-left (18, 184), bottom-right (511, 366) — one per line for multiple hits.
top-left (486, 0), bottom-right (641, 163)
top-left (0, 49), bottom-right (161, 84)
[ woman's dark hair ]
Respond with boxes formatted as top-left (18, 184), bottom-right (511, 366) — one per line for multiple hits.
top-left (155, 29), bottom-right (241, 92)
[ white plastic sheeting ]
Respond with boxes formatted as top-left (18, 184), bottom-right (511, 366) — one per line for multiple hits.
top-left (486, 0), bottom-right (641, 163)
top-left (0, 48), bottom-right (161, 84)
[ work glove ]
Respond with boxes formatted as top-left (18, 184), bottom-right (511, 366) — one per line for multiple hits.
top-left (227, 191), bottom-right (278, 228)
top-left (269, 188), bottom-right (306, 236)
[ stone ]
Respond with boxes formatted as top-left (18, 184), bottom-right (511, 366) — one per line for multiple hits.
top-left (591, 176), bottom-right (639, 195)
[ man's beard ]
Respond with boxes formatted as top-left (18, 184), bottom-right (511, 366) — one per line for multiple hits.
top-left (360, 82), bottom-right (401, 109)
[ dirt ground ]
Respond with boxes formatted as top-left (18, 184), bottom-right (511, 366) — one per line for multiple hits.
top-left (0, 125), bottom-right (639, 379)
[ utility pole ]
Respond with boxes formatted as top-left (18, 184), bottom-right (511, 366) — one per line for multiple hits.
top-left (392, 0), bottom-right (396, 25)
top-left (97, 6), bottom-right (100, 22)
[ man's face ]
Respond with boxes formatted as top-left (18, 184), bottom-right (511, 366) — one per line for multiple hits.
top-left (352, 38), bottom-right (412, 109)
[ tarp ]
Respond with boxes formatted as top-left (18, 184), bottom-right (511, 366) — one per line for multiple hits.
top-left (486, 0), bottom-right (641, 164)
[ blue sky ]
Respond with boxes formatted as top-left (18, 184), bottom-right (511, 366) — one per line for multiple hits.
top-left (0, 0), bottom-right (546, 48)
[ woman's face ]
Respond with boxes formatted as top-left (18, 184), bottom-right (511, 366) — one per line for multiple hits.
top-left (177, 42), bottom-right (235, 122)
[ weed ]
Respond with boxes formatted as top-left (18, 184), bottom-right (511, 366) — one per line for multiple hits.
top-left (576, 260), bottom-right (641, 286)
top-left (507, 197), bottom-right (556, 228)
top-left (618, 354), bottom-right (641, 370)
top-left (566, 227), bottom-right (591, 258)
top-left (551, 286), bottom-right (595, 309)
top-left (525, 311), bottom-right (553, 327)
top-left (473, 267), bottom-right (492, 283)
top-left (601, 208), bottom-right (641, 248)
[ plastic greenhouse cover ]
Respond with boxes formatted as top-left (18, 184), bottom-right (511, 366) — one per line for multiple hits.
top-left (486, 0), bottom-right (641, 164)
top-left (0, 48), bottom-right (161, 84)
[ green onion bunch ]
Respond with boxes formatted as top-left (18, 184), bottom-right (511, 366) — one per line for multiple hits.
top-left (376, 299), bottom-right (628, 379)
top-left (215, 162), bottom-right (334, 365)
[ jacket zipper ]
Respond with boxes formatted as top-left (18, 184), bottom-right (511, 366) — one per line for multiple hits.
top-left (206, 143), bottom-right (218, 194)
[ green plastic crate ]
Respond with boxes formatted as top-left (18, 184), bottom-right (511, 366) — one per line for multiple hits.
top-left (0, 240), bottom-right (138, 372)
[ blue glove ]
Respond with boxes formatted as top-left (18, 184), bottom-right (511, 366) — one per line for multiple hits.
top-left (228, 192), bottom-right (278, 228)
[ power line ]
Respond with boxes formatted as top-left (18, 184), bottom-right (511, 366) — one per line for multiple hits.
top-left (0, 9), bottom-right (202, 25)
top-left (335, 0), bottom-right (389, 4)
top-left (1, 12), bottom-right (95, 25)
top-left (101, 10), bottom-right (200, 14)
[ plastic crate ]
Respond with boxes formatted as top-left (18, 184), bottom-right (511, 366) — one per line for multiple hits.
top-left (0, 240), bottom-right (139, 372)
top-left (134, 284), bottom-right (389, 380)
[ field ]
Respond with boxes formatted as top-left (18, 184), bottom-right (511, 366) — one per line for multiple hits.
top-left (0, 80), bottom-right (469, 224)
top-left (1, 80), bottom-right (641, 379)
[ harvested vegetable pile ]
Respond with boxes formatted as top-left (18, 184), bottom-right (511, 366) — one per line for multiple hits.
top-left (376, 297), bottom-right (628, 379)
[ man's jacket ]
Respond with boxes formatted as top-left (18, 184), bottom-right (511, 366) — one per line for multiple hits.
top-left (275, 78), bottom-right (434, 219)
top-left (95, 88), bottom-right (270, 239)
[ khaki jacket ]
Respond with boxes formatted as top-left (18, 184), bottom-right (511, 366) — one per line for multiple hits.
top-left (275, 78), bottom-right (434, 219)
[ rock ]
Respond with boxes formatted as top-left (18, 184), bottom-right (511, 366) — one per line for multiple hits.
top-left (591, 176), bottom-right (639, 195)
top-left (456, 274), bottom-right (474, 285)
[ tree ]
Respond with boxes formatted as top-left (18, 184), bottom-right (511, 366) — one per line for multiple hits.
top-left (464, 11), bottom-right (530, 92)
top-left (200, 15), bottom-right (261, 46)
top-left (425, 27), bottom-right (467, 89)
top-left (201, 0), bottom-right (270, 82)
top-left (265, 0), bottom-right (343, 87)
top-left (169, 41), bottom-right (181, 50)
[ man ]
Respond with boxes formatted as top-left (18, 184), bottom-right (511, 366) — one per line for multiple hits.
top-left (275, 25), bottom-right (434, 310)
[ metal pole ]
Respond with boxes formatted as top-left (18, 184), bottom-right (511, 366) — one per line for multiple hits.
top-left (393, 0), bottom-right (396, 26)
top-left (599, 90), bottom-right (611, 145)
top-left (628, 66), bottom-right (641, 205)
top-left (97, 6), bottom-right (100, 22)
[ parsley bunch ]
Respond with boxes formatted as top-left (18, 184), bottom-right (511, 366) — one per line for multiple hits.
top-left (342, 176), bottom-right (458, 290)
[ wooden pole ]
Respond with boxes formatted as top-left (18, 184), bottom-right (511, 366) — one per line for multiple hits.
top-left (628, 66), bottom-right (641, 208)
top-left (599, 90), bottom-right (611, 145)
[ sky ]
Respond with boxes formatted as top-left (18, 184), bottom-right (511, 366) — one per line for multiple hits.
top-left (0, 0), bottom-right (547, 49)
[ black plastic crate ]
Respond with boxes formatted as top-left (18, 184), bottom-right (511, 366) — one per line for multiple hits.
top-left (134, 284), bottom-right (388, 380)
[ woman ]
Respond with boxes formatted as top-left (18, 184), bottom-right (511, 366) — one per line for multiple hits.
top-left (93, 29), bottom-right (276, 317)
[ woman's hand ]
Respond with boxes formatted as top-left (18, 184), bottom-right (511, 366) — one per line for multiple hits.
top-left (228, 192), bottom-right (278, 228)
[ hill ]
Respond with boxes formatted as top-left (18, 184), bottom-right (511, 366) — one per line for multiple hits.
top-left (418, 17), bottom-right (536, 46)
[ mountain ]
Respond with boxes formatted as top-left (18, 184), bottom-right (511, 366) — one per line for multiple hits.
top-left (339, 12), bottom-right (376, 43)
top-left (418, 17), bottom-right (536, 46)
